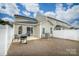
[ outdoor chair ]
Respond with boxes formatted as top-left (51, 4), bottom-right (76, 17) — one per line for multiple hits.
top-left (15, 34), bottom-right (19, 39)
top-left (12, 34), bottom-right (20, 42)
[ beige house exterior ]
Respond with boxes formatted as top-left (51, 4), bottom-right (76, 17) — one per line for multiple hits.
top-left (14, 13), bottom-right (71, 39)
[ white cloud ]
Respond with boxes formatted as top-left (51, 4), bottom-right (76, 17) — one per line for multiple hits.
top-left (65, 5), bottom-right (79, 21)
top-left (0, 3), bottom-right (79, 25)
top-left (55, 3), bottom-right (67, 22)
top-left (55, 3), bottom-right (79, 24)
top-left (72, 21), bottom-right (78, 25)
top-left (10, 3), bottom-right (20, 15)
top-left (17, 3), bottom-right (45, 18)
top-left (33, 10), bottom-right (44, 18)
top-left (20, 3), bottom-right (41, 18)
top-left (44, 11), bottom-right (56, 18)
top-left (0, 3), bottom-right (40, 18)
top-left (66, 3), bottom-right (73, 6)
top-left (39, 10), bottom-right (44, 14)
top-left (0, 3), bottom-right (19, 16)
top-left (0, 3), bottom-right (20, 22)
top-left (66, 3), bottom-right (73, 8)
top-left (33, 13), bottom-right (37, 18)
top-left (22, 11), bottom-right (31, 16)
top-left (22, 3), bottom-right (39, 13)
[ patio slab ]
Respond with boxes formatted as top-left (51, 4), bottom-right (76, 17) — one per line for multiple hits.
top-left (7, 38), bottom-right (79, 56)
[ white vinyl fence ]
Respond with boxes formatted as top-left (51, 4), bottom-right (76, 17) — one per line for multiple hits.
top-left (0, 25), bottom-right (14, 56)
top-left (53, 30), bottom-right (79, 41)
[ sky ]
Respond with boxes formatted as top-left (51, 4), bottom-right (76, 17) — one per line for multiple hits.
top-left (0, 3), bottom-right (79, 26)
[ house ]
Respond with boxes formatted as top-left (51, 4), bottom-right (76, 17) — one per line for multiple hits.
top-left (14, 13), bottom-right (71, 39)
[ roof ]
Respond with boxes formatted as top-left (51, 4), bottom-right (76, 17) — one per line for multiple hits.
top-left (14, 15), bottom-right (37, 24)
top-left (46, 16), bottom-right (71, 26)
top-left (14, 14), bottom-right (71, 26)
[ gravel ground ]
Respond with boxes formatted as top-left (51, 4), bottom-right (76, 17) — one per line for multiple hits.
top-left (7, 38), bottom-right (79, 56)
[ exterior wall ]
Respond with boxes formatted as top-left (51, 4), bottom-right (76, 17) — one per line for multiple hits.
top-left (14, 24), bottom-right (20, 35)
top-left (36, 13), bottom-right (71, 30)
top-left (22, 25), bottom-right (27, 34)
top-left (33, 25), bottom-right (40, 38)
top-left (14, 16), bottom-right (40, 40)
top-left (14, 17), bottom-right (37, 36)
top-left (36, 13), bottom-right (54, 38)
top-left (0, 25), bottom-right (14, 56)
top-left (14, 23), bottom-right (40, 41)
top-left (40, 21), bottom-right (54, 38)
top-left (14, 23), bottom-right (36, 35)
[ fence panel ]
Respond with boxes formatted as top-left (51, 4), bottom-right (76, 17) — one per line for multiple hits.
top-left (53, 30), bottom-right (79, 41)
top-left (0, 25), bottom-right (14, 56)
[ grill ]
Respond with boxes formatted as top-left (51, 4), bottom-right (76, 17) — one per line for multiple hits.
top-left (20, 34), bottom-right (27, 44)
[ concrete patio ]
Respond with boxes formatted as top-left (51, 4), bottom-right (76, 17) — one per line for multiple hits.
top-left (7, 38), bottom-right (79, 56)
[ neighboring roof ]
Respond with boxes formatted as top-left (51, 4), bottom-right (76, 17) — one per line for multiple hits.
top-left (14, 15), bottom-right (37, 24)
top-left (47, 16), bottom-right (71, 26)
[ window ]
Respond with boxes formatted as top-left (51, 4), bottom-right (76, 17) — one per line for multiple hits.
top-left (27, 27), bottom-right (33, 36)
top-left (30, 27), bottom-right (33, 34)
top-left (18, 26), bottom-right (22, 34)
top-left (50, 27), bottom-right (53, 34)
top-left (42, 28), bottom-right (45, 34)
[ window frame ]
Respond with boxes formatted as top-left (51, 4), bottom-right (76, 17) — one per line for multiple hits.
top-left (42, 28), bottom-right (45, 34)
top-left (18, 26), bottom-right (22, 34)
top-left (50, 27), bottom-right (53, 34)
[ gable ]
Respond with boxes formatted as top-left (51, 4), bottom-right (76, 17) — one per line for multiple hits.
top-left (40, 20), bottom-right (53, 27)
